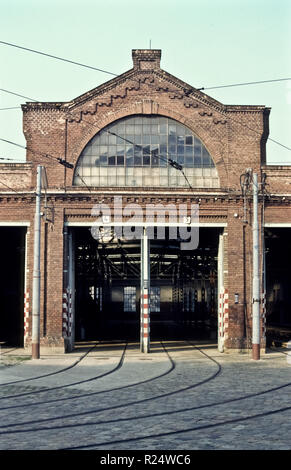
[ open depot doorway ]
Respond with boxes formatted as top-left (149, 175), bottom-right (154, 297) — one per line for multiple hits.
top-left (72, 226), bottom-right (221, 346)
top-left (265, 227), bottom-right (291, 345)
top-left (0, 226), bottom-right (26, 347)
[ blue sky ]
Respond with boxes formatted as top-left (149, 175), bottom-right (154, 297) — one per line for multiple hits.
top-left (1, 0), bottom-right (290, 163)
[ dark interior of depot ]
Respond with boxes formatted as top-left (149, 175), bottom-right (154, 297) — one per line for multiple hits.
top-left (1, 226), bottom-right (290, 348)
top-left (0, 227), bottom-right (25, 346)
top-left (74, 227), bottom-right (221, 342)
top-left (265, 228), bottom-right (291, 345)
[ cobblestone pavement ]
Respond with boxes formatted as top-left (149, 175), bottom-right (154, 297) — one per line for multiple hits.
top-left (0, 341), bottom-right (290, 451)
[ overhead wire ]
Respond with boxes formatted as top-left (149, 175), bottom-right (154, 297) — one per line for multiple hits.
top-left (0, 87), bottom-right (40, 102)
top-left (1, 40), bottom-right (290, 92)
top-left (1, 40), bottom-right (291, 146)
top-left (0, 135), bottom-right (74, 170)
top-left (199, 77), bottom-right (291, 91)
top-left (0, 44), bottom-right (291, 156)
top-left (0, 157), bottom-right (19, 161)
top-left (1, 87), bottom-right (290, 171)
top-left (0, 155), bottom-right (40, 194)
top-left (0, 40), bottom-right (118, 77)
top-left (0, 97), bottom-right (289, 198)
top-left (75, 170), bottom-right (92, 192)
top-left (0, 88), bottom-right (193, 187)
top-left (0, 41), bottom-right (290, 180)
top-left (108, 134), bottom-right (193, 188)
top-left (1, 85), bottom-right (290, 156)
top-left (0, 154), bottom-right (62, 195)
top-left (0, 179), bottom-right (20, 193)
top-left (0, 137), bottom-right (71, 167)
top-left (0, 106), bottom-right (21, 111)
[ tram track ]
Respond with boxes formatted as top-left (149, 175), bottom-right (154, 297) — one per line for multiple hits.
top-left (58, 345), bottom-right (291, 450)
top-left (1, 358), bottom-right (290, 437)
top-left (0, 341), bottom-right (221, 431)
top-left (0, 347), bottom-right (19, 356)
top-left (1, 342), bottom-right (290, 449)
top-left (0, 341), bottom-right (128, 400)
top-left (15, 365), bottom-right (289, 439)
top-left (0, 341), bottom-right (100, 386)
top-left (268, 345), bottom-right (291, 356)
top-left (62, 402), bottom-right (291, 450)
top-left (0, 341), bottom-right (175, 409)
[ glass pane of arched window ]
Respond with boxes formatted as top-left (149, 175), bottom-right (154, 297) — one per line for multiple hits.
top-left (73, 115), bottom-right (219, 188)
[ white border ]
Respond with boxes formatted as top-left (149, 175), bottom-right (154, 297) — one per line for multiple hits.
top-left (0, 221), bottom-right (30, 226)
top-left (264, 223), bottom-right (291, 228)
top-left (65, 221), bottom-right (227, 227)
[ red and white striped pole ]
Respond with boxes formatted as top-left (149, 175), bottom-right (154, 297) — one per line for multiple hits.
top-left (62, 289), bottom-right (68, 337)
top-left (218, 292), bottom-right (223, 341)
top-left (68, 287), bottom-right (72, 337)
top-left (261, 291), bottom-right (266, 340)
top-left (261, 235), bottom-right (266, 342)
top-left (223, 289), bottom-right (229, 341)
top-left (140, 227), bottom-right (150, 353)
top-left (24, 291), bottom-right (30, 343)
top-left (217, 233), bottom-right (224, 352)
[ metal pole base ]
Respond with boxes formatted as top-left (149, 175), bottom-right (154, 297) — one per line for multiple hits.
top-left (252, 343), bottom-right (260, 360)
top-left (32, 343), bottom-right (40, 359)
top-left (142, 336), bottom-right (150, 354)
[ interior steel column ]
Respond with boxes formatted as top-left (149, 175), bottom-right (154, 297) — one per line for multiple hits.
top-left (140, 227), bottom-right (150, 353)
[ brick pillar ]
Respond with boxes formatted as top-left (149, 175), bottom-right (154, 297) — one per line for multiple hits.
top-left (225, 211), bottom-right (250, 350)
top-left (41, 209), bottom-right (65, 347)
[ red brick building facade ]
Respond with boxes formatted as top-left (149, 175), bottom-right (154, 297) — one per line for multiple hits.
top-left (0, 49), bottom-right (290, 353)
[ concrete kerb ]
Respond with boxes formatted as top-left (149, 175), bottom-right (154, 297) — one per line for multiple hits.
top-left (0, 342), bottom-right (290, 369)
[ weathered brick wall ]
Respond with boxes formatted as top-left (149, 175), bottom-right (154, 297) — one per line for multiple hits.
top-left (1, 49), bottom-right (290, 350)
top-left (22, 105), bottom-right (66, 190)
top-left (0, 163), bottom-right (33, 191)
top-left (21, 49), bottom-right (269, 193)
top-left (263, 166), bottom-right (291, 194)
top-left (41, 208), bottom-right (65, 345)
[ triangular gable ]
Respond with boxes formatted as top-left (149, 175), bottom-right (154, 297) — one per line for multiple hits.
top-left (64, 49), bottom-right (226, 113)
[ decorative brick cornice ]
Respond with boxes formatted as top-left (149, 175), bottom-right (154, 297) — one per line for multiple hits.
top-left (22, 103), bottom-right (66, 112)
top-left (65, 212), bottom-right (228, 222)
top-left (0, 195), bottom-right (34, 203)
top-left (66, 77), bottom-right (155, 123)
top-left (0, 162), bottom-right (32, 169)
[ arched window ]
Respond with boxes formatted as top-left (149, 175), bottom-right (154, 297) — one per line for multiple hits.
top-left (73, 115), bottom-right (219, 188)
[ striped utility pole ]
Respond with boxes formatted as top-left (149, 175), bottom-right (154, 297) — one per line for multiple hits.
top-left (217, 233), bottom-right (224, 352)
top-left (31, 166), bottom-right (47, 359)
top-left (140, 227), bottom-right (150, 353)
top-left (31, 166), bottom-right (42, 359)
